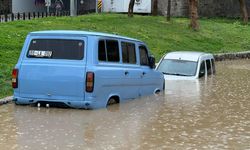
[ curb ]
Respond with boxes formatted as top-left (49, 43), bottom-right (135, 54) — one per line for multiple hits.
top-left (214, 51), bottom-right (250, 61)
top-left (0, 96), bottom-right (13, 105)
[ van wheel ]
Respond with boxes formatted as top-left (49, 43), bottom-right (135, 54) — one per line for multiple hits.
top-left (107, 96), bottom-right (119, 106)
top-left (155, 89), bottom-right (161, 94)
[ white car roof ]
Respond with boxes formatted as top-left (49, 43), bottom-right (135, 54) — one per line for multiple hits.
top-left (163, 51), bottom-right (213, 62)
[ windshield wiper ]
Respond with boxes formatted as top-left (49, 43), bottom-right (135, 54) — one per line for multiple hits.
top-left (162, 72), bottom-right (192, 76)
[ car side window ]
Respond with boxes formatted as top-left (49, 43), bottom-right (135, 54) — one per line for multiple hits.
top-left (199, 61), bottom-right (206, 78)
top-left (206, 59), bottom-right (212, 75)
top-left (139, 46), bottom-right (149, 66)
top-left (98, 40), bottom-right (120, 62)
top-left (121, 42), bottom-right (136, 64)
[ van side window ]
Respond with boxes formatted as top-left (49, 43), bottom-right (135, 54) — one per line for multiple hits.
top-left (121, 42), bottom-right (136, 64)
top-left (98, 40), bottom-right (120, 62)
top-left (199, 61), bottom-right (205, 78)
top-left (139, 46), bottom-right (149, 66)
top-left (211, 59), bottom-right (216, 74)
top-left (206, 59), bottom-right (212, 75)
top-left (98, 40), bottom-right (106, 61)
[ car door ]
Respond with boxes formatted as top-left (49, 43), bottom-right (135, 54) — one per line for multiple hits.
top-left (94, 39), bottom-right (140, 101)
top-left (198, 60), bottom-right (206, 78)
top-left (120, 41), bottom-right (141, 99)
top-left (139, 45), bottom-right (159, 96)
top-left (206, 59), bottom-right (212, 76)
top-left (211, 58), bottom-right (216, 74)
top-left (19, 37), bottom-right (86, 101)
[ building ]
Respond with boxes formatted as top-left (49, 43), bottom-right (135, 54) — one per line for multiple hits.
top-left (102, 0), bottom-right (151, 13)
top-left (0, 0), bottom-right (95, 15)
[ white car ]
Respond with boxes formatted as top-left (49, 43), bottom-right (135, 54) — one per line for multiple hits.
top-left (156, 51), bottom-right (215, 80)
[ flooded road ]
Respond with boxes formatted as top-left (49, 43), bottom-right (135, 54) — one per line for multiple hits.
top-left (0, 60), bottom-right (250, 150)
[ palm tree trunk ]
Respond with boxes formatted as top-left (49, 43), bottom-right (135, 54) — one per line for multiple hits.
top-left (239, 0), bottom-right (248, 24)
top-left (128, 0), bottom-right (135, 17)
top-left (152, 0), bottom-right (158, 16)
top-left (167, 0), bottom-right (171, 21)
top-left (189, 0), bottom-right (199, 30)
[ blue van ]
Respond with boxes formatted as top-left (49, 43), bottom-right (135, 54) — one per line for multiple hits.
top-left (12, 31), bottom-right (164, 109)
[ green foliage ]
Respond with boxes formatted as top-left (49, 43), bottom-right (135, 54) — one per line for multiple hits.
top-left (0, 14), bottom-right (250, 98)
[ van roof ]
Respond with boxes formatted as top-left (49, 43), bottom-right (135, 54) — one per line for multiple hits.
top-left (163, 51), bottom-right (213, 62)
top-left (30, 30), bottom-right (142, 42)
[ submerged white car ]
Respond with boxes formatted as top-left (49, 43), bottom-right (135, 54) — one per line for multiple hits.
top-left (156, 51), bottom-right (215, 80)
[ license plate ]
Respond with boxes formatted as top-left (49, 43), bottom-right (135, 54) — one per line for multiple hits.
top-left (29, 50), bottom-right (53, 58)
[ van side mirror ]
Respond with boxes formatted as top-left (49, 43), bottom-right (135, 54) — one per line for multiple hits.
top-left (149, 56), bottom-right (156, 69)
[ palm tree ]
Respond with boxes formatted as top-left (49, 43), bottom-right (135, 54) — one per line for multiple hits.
top-left (239, 0), bottom-right (248, 24)
top-left (188, 0), bottom-right (199, 30)
top-left (128, 0), bottom-right (135, 17)
top-left (166, 0), bottom-right (171, 21)
top-left (152, 0), bottom-right (158, 16)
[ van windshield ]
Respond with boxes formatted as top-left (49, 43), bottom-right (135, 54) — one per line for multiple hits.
top-left (157, 59), bottom-right (198, 76)
top-left (27, 39), bottom-right (84, 60)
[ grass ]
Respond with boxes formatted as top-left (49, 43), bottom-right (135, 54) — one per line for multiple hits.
top-left (0, 13), bottom-right (250, 98)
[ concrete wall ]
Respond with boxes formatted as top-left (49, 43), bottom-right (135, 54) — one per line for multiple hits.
top-left (158, 0), bottom-right (188, 16)
top-left (77, 0), bottom-right (96, 13)
top-left (158, 0), bottom-right (250, 18)
top-left (198, 0), bottom-right (250, 17)
top-left (12, 0), bottom-right (46, 13)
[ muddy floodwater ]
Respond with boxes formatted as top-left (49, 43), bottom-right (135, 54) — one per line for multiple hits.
top-left (1, 60), bottom-right (250, 150)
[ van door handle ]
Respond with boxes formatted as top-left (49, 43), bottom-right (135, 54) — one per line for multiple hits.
top-left (142, 72), bottom-right (146, 75)
top-left (125, 71), bottom-right (129, 75)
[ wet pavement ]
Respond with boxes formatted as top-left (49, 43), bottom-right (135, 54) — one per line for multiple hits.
top-left (0, 60), bottom-right (250, 150)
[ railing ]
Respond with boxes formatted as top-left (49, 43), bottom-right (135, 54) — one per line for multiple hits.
top-left (0, 11), bottom-right (70, 23)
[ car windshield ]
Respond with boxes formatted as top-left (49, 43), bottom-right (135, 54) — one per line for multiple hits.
top-left (157, 59), bottom-right (198, 76)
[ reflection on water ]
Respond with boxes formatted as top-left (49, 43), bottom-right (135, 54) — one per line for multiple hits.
top-left (0, 60), bottom-right (250, 149)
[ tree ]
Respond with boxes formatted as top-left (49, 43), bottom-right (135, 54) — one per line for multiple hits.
top-left (239, 0), bottom-right (248, 24)
top-left (188, 0), bottom-right (199, 30)
top-left (128, 0), bottom-right (135, 17)
top-left (152, 0), bottom-right (158, 16)
top-left (166, 0), bottom-right (171, 21)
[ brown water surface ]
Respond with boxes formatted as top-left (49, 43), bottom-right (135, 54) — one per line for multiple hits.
top-left (0, 60), bottom-right (250, 150)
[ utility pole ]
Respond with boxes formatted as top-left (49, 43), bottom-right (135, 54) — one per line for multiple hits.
top-left (70, 0), bottom-right (77, 16)
top-left (96, 0), bottom-right (98, 13)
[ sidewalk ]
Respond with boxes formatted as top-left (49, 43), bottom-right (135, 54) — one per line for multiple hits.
top-left (0, 96), bottom-right (13, 105)
top-left (214, 51), bottom-right (250, 61)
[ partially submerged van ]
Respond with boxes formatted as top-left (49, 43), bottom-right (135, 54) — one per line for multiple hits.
top-left (156, 51), bottom-right (215, 80)
top-left (12, 31), bottom-right (164, 109)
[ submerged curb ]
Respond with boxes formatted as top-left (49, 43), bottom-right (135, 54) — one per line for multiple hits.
top-left (0, 96), bottom-right (13, 106)
top-left (214, 51), bottom-right (250, 61)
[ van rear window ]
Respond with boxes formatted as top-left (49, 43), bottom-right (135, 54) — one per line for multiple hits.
top-left (27, 39), bottom-right (84, 60)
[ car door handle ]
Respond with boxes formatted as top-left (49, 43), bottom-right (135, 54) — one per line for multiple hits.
top-left (142, 72), bottom-right (146, 75)
top-left (125, 71), bottom-right (129, 75)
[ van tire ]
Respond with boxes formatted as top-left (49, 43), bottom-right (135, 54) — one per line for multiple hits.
top-left (107, 96), bottom-right (119, 106)
top-left (155, 89), bottom-right (161, 94)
